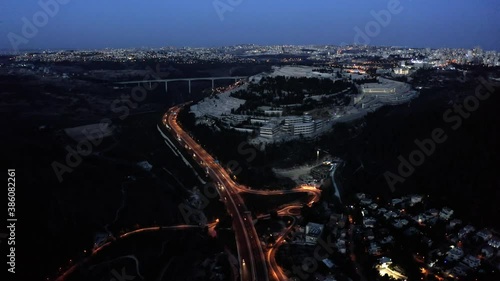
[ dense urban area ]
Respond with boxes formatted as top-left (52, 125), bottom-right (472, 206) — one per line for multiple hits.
top-left (2, 44), bottom-right (500, 281)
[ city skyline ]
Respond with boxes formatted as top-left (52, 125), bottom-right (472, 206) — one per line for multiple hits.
top-left (2, 2), bottom-right (500, 280)
top-left (1, 0), bottom-right (500, 52)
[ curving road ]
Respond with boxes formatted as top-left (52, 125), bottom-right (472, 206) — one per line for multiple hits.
top-left (55, 82), bottom-right (321, 281)
top-left (267, 213), bottom-right (297, 281)
top-left (55, 225), bottom-right (203, 281)
top-left (237, 184), bottom-right (321, 206)
top-left (163, 105), bottom-right (323, 281)
top-left (164, 105), bottom-right (268, 281)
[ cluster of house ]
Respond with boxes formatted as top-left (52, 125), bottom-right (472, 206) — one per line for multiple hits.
top-left (327, 213), bottom-right (349, 255)
top-left (293, 214), bottom-right (349, 257)
top-left (356, 193), bottom-right (429, 258)
top-left (272, 216), bottom-right (343, 281)
top-left (354, 192), bottom-right (500, 280)
top-left (440, 226), bottom-right (500, 279)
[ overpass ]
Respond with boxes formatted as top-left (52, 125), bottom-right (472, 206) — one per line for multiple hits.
top-left (116, 76), bottom-right (248, 93)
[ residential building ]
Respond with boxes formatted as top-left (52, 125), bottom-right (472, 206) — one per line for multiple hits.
top-left (391, 198), bottom-right (403, 206)
top-left (336, 239), bottom-right (347, 254)
top-left (482, 246), bottom-right (496, 259)
top-left (250, 117), bottom-right (269, 125)
top-left (476, 229), bottom-right (493, 241)
top-left (305, 222), bottom-right (324, 244)
top-left (447, 247), bottom-right (464, 261)
top-left (410, 195), bottom-right (423, 205)
top-left (439, 207), bottom-right (454, 220)
top-left (292, 122), bottom-right (315, 136)
top-left (459, 225), bottom-right (476, 238)
top-left (365, 229), bottom-right (375, 240)
top-left (259, 124), bottom-right (279, 138)
top-left (449, 219), bottom-right (462, 229)
top-left (322, 259), bottom-right (335, 269)
top-left (488, 237), bottom-right (500, 248)
top-left (462, 255), bottom-right (481, 268)
top-left (360, 83), bottom-right (396, 95)
top-left (356, 193), bottom-right (366, 200)
top-left (360, 198), bottom-right (373, 206)
top-left (393, 67), bottom-right (410, 75)
top-left (381, 236), bottom-right (394, 245)
top-left (314, 120), bottom-right (324, 131)
top-left (283, 117), bottom-right (304, 132)
top-left (393, 219), bottom-right (409, 229)
top-left (426, 209), bottom-right (439, 217)
top-left (369, 242), bottom-right (382, 255)
top-left (384, 211), bottom-right (397, 220)
top-left (450, 266), bottom-right (468, 278)
top-left (414, 214), bottom-right (426, 224)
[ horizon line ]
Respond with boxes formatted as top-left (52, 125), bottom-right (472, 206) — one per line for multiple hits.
top-left (1, 43), bottom-right (497, 55)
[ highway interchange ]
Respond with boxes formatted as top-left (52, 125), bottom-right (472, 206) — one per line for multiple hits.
top-left (55, 100), bottom-right (322, 281)
top-left (163, 105), bottom-right (322, 281)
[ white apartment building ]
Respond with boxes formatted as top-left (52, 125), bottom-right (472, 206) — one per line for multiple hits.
top-left (259, 124), bottom-right (279, 138)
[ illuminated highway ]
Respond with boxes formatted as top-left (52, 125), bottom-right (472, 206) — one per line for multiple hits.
top-left (56, 100), bottom-right (320, 281)
top-left (164, 105), bottom-right (268, 281)
top-left (267, 213), bottom-right (297, 281)
top-left (55, 225), bottom-right (204, 281)
top-left (237, 184), bottom-right (321, 206)
top-left (163, 105), bottom-right (322, 281)
top-left (164, 103), bottom-right (324, 281)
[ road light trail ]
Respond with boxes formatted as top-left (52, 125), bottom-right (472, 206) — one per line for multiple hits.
top-left (164, 105), bottom-right (268, 281)
top-left (163, 104), bottom-right (325, 281)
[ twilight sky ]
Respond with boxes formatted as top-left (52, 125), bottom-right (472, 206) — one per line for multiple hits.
top-left (1, 0), bottom-right (500, 51)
